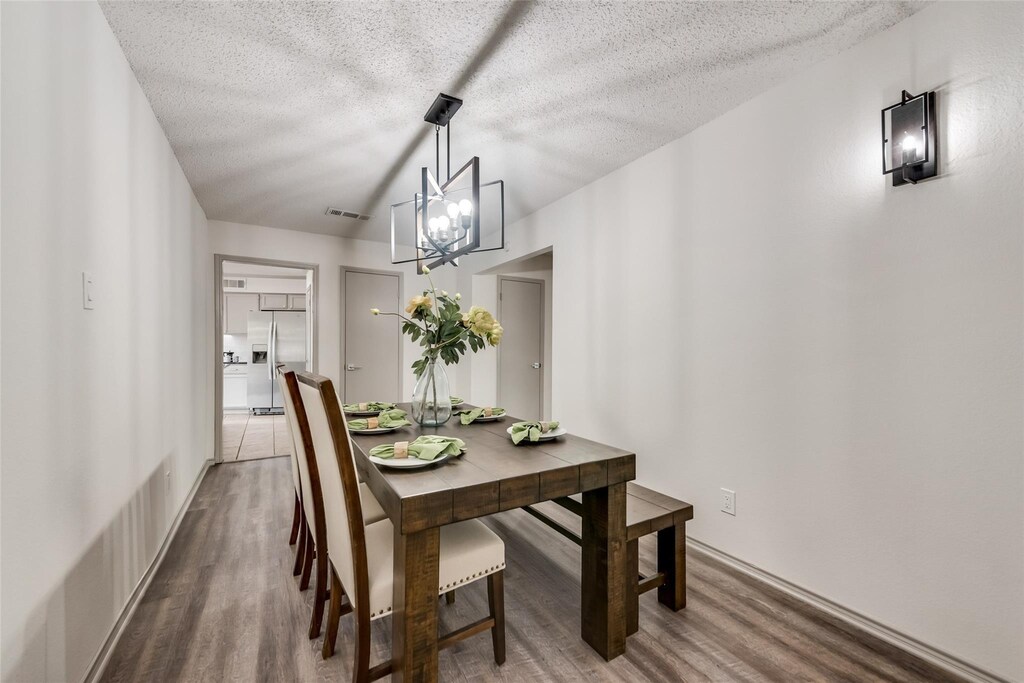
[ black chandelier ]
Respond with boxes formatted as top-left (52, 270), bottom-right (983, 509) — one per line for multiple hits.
top-left (390, 93), bottom-right (505, 269)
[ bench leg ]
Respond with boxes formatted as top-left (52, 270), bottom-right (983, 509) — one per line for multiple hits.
top-left (657, 523), bottom-right (686, 611)
top-left (626, 540), bottom-right (639, 636)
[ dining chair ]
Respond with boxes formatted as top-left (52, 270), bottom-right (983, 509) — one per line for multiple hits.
top-left (278, 369), bottom-right (387, 638)
top-left (296, 371), bottom-right (506, 680)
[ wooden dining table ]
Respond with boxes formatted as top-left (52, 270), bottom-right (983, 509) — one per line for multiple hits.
top-left (349, 404), bottom-right (636, 682)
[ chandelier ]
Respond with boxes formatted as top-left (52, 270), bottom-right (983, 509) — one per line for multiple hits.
top-left (390, 93), bottom-right (505, 269)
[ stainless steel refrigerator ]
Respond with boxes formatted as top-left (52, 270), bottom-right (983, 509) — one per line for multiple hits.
top-left (247, 310), bottom-right (306, 414)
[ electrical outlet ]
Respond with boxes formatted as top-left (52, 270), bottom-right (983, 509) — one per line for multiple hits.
top-left (721, 488), bottom-right (736, 515)
top-left (82, 271), bottom-right (96, 310)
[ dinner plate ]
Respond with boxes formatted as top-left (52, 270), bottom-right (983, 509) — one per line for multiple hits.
top-left (345, 410), bottom-right (378, 417)
top-left (349, 426), bottom-right (401, 435)
top-left (470, 414), bottom-right (505, 422)
top-left (369, 452), bottom-right (452, 469)
top-left (450, 402), bottom-right (464, 409)
top-left (506, 425), bottom-right (567, 442)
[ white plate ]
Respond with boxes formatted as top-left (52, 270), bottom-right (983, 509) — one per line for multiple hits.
top-left (369, 452), bottom-right (451, 469)
top-left (345, 409), bottom-right (391, 417)
top-left (468, 414), bottom-right (505, 422)
top-left (349, 426), bottom-right (401, 435)
top-left (506, 425), bottom-right (567, 442)
top-left (450, 402), bottom-right (464, 409)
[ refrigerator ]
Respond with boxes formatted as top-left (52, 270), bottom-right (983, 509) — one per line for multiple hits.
top-left (247, 310), bottom-right (306, 414)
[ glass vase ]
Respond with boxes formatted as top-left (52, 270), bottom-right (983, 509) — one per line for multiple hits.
top-left (411, 358), bottom-right (452, 427)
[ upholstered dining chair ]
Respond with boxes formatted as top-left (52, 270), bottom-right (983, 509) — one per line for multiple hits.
top-left (278, 369), bottom-right (387, 638)
top-left (296, 371), bottom-right (506, 680)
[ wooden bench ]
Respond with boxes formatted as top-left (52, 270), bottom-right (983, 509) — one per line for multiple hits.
top-left (522, 482), bottom-right (694, 635)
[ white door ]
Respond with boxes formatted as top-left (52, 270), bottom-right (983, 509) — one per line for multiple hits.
top-left (498, 277), bottom-right (544, 419)
top-left (344, 270), bottom-right (401, 403)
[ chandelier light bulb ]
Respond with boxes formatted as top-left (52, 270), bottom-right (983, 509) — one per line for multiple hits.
top-left (438, 215), bottom-right (451, 231)
top-left (446, 202), bottom-right (461, 219)
top-left (459, 199), bottom-right (473, 216)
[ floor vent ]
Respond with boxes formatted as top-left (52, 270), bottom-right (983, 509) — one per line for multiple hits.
top-left (326, 207), bottom-right (373, 220)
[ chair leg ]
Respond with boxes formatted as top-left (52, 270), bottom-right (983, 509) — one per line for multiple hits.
top-left (322, 567), bottom-right (343, 659)
top-left (353, 599), bottom-right (371, 683)
top-left (299, 526), bottom-right (314, 591)
top-left (487, 571), bottom-right (506, 665)
top-left (445, 590), bottom-right (456, 605)
top-left (289, 493), bottom-right (301, 545)
top-left (292, 511), bottom-right (307, 577)
top-left (309, 535), bottom-right (329, 638)
top-left (626, 539), bottom-right (639, 635)
top-left (657, 522), bottom-right (687, 611)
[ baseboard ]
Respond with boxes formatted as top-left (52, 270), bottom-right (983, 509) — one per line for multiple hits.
top-left (686, 537), bottom-right (1009, 683)
top-left (80, 458), bottom-right (213, 683)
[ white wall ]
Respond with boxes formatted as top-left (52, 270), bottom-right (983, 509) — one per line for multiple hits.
top-left (462, 3), bottom-right (1024, 679)
top-left (209, 221), bottom-right (458, 400)
top-left (1, 3), bottom-right (212, 681)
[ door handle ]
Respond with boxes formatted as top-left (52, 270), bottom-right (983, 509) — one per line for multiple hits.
top-left (531, 362), bottom-right (542, 369)
top-left (347, 364), bottom-right (362, 371)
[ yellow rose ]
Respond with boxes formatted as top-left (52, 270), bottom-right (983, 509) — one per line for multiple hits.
top-left (405, 295), bottom-right (432, 315)
top-left (463, 305), bottom-right (498, 337)
top-left (487, 324), bottom-right (503, 346)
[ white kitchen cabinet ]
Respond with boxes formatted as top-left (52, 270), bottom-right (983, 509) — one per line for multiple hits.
top-left (259, 293), bottom-right (289, 310)
top-left (224, 374), bottom-right (248, 409)
top-left (287, 293), bottom-right (306, 311)
top-left (224, 293), bottom-right (260, 334)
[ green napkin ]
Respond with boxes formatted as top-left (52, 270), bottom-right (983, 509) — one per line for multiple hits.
top-left (343, 401), bottom-right (396, 413)
top-left (369, 435), bottom-right (465, 461)
top-left (510, 420), bottom-right (560, 445)
top-left (458, 407), bottom-right (507, 425)
top-left (348, 409), bottom-right (411, 430)
top-left (449, 396), bottom-right (464, 405)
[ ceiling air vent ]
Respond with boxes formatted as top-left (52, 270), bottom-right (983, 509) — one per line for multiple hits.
top-left (223, 278), bottom-right (246, 290)
top-left (326, 207), bottom-right (373, 220)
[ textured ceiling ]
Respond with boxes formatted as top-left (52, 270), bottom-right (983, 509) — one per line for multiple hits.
top-left (100, 1), bottom-right (923, 241)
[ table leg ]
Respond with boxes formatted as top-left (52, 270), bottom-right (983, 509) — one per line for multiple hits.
top-left (581, 481), bottom-right (628, 660)
top-left (657, 521), bottom-right (686, 611)
top-left (391, 526), bottom-right (441, 682)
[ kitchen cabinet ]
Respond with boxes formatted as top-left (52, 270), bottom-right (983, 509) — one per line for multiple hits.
top-left (259, 293), bottom-right (289, 310)
top-left (224, 373), bottom-right (248, 409)
top-left (259, 292), bottom-right (305, 311)
top-left (224, 293), bottom-right (260, 334)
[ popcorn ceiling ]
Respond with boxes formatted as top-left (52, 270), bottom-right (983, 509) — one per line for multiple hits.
top-left (99, 1), bottom-right (923, 240)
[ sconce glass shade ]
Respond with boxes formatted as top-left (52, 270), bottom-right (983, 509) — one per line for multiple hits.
top-left (881, 91), bottom-right (937, 186)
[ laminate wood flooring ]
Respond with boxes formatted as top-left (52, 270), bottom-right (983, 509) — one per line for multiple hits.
top-left (100, 457), bottom-right (964, 683)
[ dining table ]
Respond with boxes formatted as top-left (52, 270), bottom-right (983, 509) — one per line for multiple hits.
top-left (349, 403), bottom-right (636, 683)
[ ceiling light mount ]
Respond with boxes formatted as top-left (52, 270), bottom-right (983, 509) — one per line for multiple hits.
top-left (391, 93), bottom-right (505, 270)
top-left (423, 93), bottom-right (462, 127)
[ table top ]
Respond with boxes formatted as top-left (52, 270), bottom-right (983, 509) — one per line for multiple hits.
top-left (349, 404), bottom-right (636, 534)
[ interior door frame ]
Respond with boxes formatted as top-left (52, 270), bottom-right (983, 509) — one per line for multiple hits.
top-left (340, 265), bottom-right (404, 403)
top-left (496, 275), bottom-right (545, 419)
top-left (214, 254), bottom-right (319, 464)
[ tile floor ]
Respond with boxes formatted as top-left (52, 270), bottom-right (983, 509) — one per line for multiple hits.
top-left (222, 411), bottom-right (292, 461)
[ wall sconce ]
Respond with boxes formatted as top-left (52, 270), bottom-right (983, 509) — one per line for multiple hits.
top-left (882, 90), bottom-right (937, 186)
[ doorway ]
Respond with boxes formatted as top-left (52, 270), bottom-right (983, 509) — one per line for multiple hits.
top-left (498, 276), bottom-right (545, 419)
top-left (214, 255), bottom-right (318, 464)
top-left (342, 267), bottom-right (402, 403)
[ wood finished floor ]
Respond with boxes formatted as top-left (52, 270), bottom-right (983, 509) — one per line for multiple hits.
top-left (222, 412), bottom-right (292, 461)
top-left (101, 457), bottom-right (964, 683)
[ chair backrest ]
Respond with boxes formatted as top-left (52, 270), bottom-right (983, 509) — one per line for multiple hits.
top-left (277, 371), bottom-right (303, 499)
top-left (295, 371), bottom-right (369, 615)
top-left (277, 369), bottom-right (322, 545)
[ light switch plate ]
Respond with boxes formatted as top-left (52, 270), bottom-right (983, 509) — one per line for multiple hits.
top-left (82, 272), bottom-right (95, 310)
